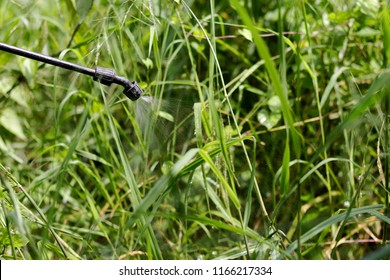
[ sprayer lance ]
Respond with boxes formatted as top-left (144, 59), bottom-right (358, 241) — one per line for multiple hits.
top-left (0, 42), bottom-right (142, 101)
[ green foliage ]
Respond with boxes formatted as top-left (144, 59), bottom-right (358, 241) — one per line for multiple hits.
top-left (0, 0), bottom-right (389, 260)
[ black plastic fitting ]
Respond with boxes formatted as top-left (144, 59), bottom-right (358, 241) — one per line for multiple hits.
top-left (93, 67), bottom-right (142, 101)
top-left (0, 42), bottom-right (142, 101)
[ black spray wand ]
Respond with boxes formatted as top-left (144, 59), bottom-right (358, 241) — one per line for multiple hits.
top-left (0, 42), bottom-right (142, 101)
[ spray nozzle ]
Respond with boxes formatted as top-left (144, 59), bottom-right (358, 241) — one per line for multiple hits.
top-left (0, 42), bottom-right (143, 101)
top-left (93, 67), bottom-right (142, 101)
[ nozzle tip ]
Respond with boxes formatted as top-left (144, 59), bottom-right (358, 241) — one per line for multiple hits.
top-left (123, 81), bottom-right (143, 101)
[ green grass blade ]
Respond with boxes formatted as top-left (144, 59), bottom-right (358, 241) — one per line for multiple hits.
top-left (125, 148), bottom-right (199, 229)
top-left (381, 2), bottom-right (390, 244)
top-left (243, 138), bottom-right (256, 227)
top-left (362, 245), bottom-right (390, 260)
top-left (285, 204), bottom-right (385, 256)
top-left (198, 149), bottom-right (240, 210)
top-left (320, 66), bottom-right (349, 109)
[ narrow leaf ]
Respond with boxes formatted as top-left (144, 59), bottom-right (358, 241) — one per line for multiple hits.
top-left (76, 0), bottom-right (94, 21)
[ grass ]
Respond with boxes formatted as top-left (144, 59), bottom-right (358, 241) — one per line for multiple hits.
top-left (0, 0), bottom-right (389, 259)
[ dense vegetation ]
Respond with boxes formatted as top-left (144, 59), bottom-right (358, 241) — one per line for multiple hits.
top-left (1, 0), bottom-right (389, 259)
